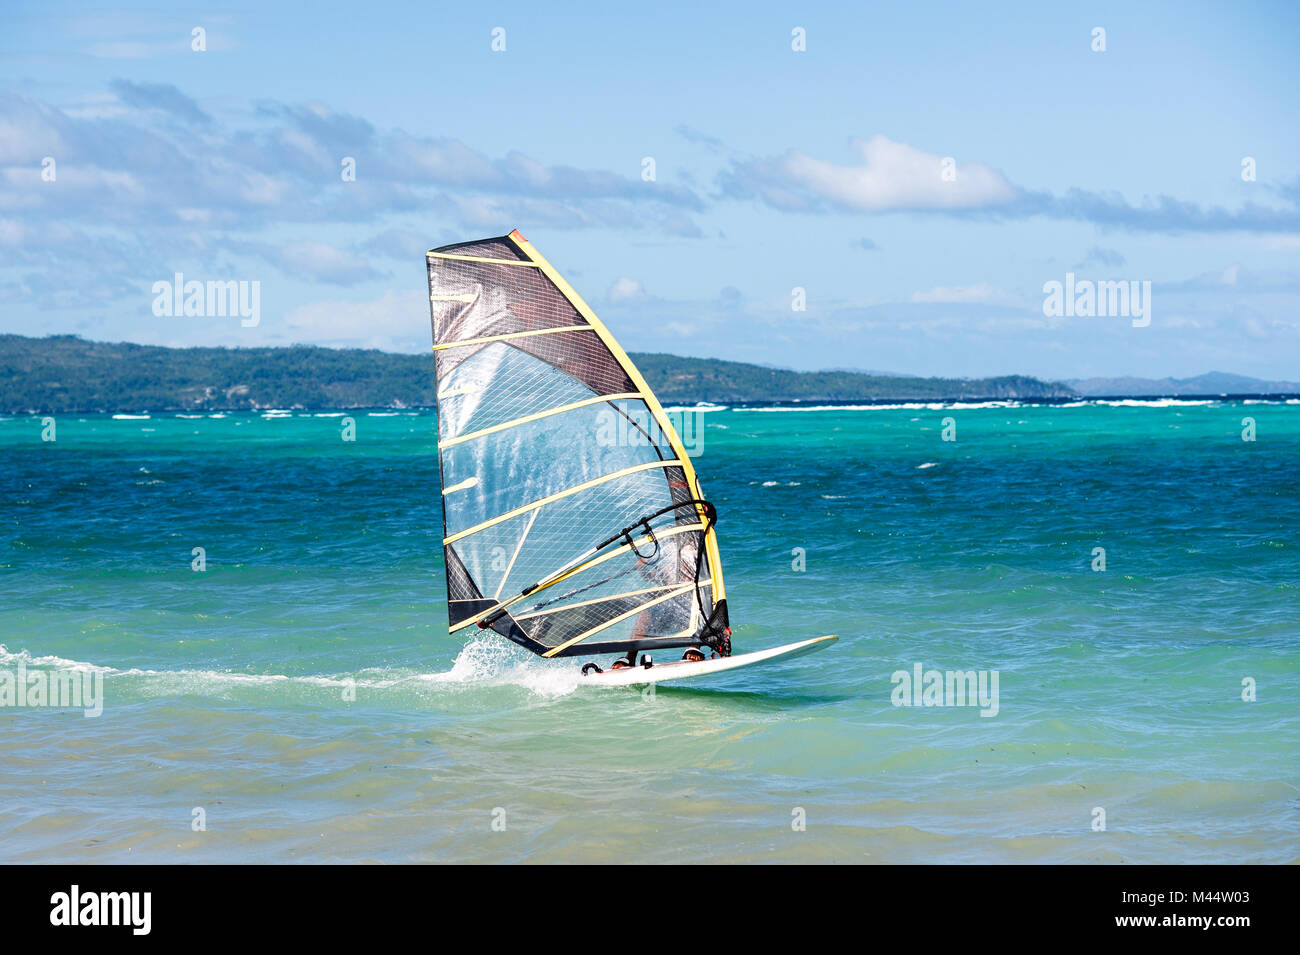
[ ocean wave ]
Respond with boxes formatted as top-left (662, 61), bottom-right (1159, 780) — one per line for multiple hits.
top-left (743, 400), bottom-right (1024, 412)
top-left (728, 396), bottom-right (1292, 411)
top-left (662, 402), bottom-right (728, 413)
top-left (1086, 398), bottom-right (1219, 408)
top-left (0, 637), bottom-right (580, 701)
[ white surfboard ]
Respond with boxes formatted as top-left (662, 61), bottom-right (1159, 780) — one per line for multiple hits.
top-left (579, 635), bottom-right (838, 687)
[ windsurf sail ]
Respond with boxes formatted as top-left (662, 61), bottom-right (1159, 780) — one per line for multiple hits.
top-left (426, 230), bottom-right (729, 659)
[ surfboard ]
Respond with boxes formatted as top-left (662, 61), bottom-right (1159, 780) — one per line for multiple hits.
top-left (579, 635), bottom-right (838, 687)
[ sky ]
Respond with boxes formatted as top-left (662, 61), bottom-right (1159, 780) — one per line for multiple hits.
top-left (2, 1), bottom-right (1299, 380)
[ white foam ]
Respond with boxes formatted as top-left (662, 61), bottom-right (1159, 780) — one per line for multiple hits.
top-left (1092, 398), bottom-right (1217, 408)
top-left (1048, 398), bottom-right (1221, 409)
top-left (662, 402), bottom-right (728, 413)
top-left (747, 403), bottom-right (918, 412)
top-left (743, 400), bottom-right (1022, 412)
top-left (0, 637), bottom-right (582, 699)
top-left (418, 637), bottom-right (579, 697)
top-left (0, 644), bottom-right (115, 673)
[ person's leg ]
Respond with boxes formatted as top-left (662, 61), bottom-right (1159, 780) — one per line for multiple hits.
top-left (612, 609), bottom-right (651, 668)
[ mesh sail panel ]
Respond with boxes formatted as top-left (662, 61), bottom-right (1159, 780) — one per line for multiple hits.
top-left (431, 261), bottom-right (584, 346)
top-left (432, 237), bottom-right (528, 261)
top-left (428, 232), bottom-right (723, 658)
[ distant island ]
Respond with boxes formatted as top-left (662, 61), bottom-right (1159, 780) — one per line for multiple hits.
top-left (0, 334), bottom-right (1293, 413)
top-left (1067, 372), bottom-right (1300, 397)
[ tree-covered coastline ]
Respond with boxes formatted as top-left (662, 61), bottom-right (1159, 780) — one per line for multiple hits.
top-left (0, 334), bottom-right (1076, 413)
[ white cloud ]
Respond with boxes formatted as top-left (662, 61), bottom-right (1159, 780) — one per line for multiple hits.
top-left (723, 136), bottom-right (1300, 235)
top-left (910, 282), bottom-right (1010, 304)
top-left (607, 276), bottom-right (646, 302)
top-left (280, 288), bottom-right (428, 349)
top-left (1256, 235), bottom-right (1300, 251)
top-left (87, 40), bottom-right (182, 59)
top-left (1161, 265), bottom-right (1300, 295)
top-left (0, 218), bottom-right (25, 246)
top-left (742, 135), bottom-right (1018, 213)
top-left (260, 240), bottom-right (383, 285)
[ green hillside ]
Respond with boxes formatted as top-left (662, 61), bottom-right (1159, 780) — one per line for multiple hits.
top-left (0, 334), bottom-right (1076, 413)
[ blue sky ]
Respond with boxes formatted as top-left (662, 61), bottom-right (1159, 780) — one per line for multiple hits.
top-left (3, 1), bottom-right (1299, 379)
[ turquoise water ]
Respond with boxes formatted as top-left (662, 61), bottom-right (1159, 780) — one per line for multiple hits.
top-left (1, 400), bottom-right (1297, 863)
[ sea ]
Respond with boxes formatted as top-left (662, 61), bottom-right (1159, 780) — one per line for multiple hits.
top-left (1, 398), bottom-right (1297, 863)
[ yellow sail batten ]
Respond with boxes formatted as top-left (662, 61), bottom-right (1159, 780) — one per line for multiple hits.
top-left (439, 392), bottom-right (643, 449)
top-left (433, 325), bottom-right (593, 351)
top-left (444, 459), bottom-right (684, 546)
top-left (541, 582), bottom-right (699, 658)
top-left (515, 578), bottom-right (712, 621)
top-left (441, 476), bottom-right (478, 495)
top-left (447, 521), bottom-right (705, 633)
